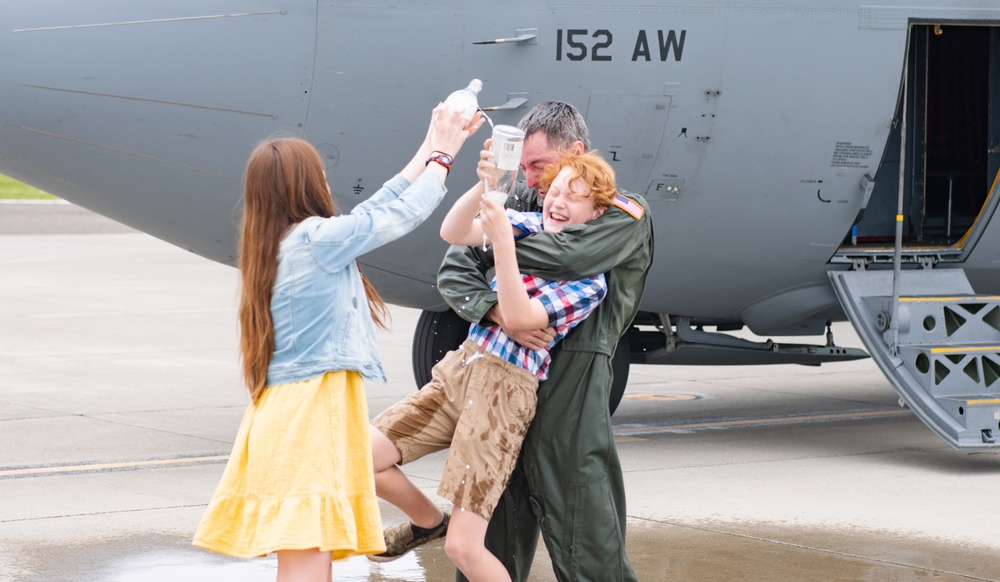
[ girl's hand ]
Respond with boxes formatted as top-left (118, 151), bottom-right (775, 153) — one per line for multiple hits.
top-left (430, 107), bottom-right (484, 158)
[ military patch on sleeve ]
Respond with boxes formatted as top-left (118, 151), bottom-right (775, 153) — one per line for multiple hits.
top-left (612, 193), bottom-right (645, 220)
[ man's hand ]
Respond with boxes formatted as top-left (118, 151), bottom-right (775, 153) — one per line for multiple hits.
top-left (487, 305), bottom-right (555, 351)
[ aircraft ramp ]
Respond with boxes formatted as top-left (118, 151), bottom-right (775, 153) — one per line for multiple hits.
top-left (831, 269), bottom-right (1000, 449)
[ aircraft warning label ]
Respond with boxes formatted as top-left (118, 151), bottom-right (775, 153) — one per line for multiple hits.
top-left (830, 141), bottom-right (873, 169)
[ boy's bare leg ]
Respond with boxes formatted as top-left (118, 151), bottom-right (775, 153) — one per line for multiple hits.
top-left (445, 506), bottom-right (512, 582)
top-left (370, 426), bottom-right (445, 528)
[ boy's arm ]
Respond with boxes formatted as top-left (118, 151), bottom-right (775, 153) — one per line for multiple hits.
top-left (436, 182), bottom-right (538, 326)
top-left (434, 140), bottom-right (509, 326)
top-left (436, 185), bottom-right (575, 349)
top-left (484, 204), bottom-right (550, 331)
top-left (436, 243), bottom-right (556, 350)
top-left (439, 180), bottom-right (487, 246)
top-left (514, 192), bottom-right (650, 281)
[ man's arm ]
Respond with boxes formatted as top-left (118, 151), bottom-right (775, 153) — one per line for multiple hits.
top-left (514, 193), bottom-right (650, 281)
top-left (436, 243), bottom-right (497, 326)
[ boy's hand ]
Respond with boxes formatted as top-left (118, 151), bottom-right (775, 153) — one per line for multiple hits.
top-left (487, 305), bottom-right (555, 350)
top-left (509, 327), bottom-right (556, 351)
top-left (479, 193), bottom-right (512, 247)
top-left (476, 138), bottom-right (497, 183)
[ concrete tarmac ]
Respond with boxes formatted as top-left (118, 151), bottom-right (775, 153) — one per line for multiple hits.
top-left (2, 203), bottom-right (999, 581)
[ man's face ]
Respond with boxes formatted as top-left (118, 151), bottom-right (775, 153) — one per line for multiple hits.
top-left (541, 167), bottom-right (606, 233)
top-left (519, 133), bottom-right (560, 195)
top-left (519, 134), bottom-right (586, 197)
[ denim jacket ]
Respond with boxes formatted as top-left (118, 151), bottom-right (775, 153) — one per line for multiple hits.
top-left (265, 172), bottom-right (447, 387)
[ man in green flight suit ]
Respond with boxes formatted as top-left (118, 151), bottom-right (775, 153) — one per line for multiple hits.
top-left (438, 101), bottom-right (654, 581)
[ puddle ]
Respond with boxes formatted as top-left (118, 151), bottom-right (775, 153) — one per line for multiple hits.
top-left (15, 522), bottom-right (999, 581)
top-left (17, 533), bottom-right (458, 582)
top-left (100, 550), bottom-right (443, 582)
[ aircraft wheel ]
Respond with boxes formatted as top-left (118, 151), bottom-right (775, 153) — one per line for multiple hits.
top-left (609, 333), bottom-right (631, 416)
top-left (412, 309), bottom-right (469, 387)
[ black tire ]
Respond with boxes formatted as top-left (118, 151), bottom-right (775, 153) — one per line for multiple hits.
top-left (609, 332), bottom-right (631, 416)
top-left (411, 309), bottom-right (470, 387)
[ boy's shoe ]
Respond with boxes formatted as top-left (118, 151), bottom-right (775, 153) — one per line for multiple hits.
top-left (368, 513), bottom-right (450, 562)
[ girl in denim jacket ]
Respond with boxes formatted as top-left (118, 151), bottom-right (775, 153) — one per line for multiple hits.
top-left (194, 105), bottom-right (482, 581)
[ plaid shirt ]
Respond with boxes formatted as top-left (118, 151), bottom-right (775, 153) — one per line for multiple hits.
top-left (468, 211), bottom-right (607, 380)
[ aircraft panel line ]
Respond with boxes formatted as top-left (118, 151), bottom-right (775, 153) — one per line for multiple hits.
top-left (12, 11), bottom-right (285, 33)
top-left (547, 4), bottom-right (855, 15)
top-left (10, 124), bottom-right (238, 181)
top-left (15, 84), bottom-right (277, 119)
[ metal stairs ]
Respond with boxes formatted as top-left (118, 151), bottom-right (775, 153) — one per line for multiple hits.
top-left (831, 269), bottom-right (1000, 449)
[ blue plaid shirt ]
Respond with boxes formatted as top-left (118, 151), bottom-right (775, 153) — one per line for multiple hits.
top-left (467, 211), bottom-right (607, 380)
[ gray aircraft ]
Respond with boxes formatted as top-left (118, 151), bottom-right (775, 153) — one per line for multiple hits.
top-left (3, 1), bottom-right (999, 450)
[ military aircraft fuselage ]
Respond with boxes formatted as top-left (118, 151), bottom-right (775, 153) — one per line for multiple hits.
top-left (4, 1), bottom-right (999, 336)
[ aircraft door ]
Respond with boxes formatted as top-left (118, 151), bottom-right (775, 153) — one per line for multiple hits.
top-left (584, 95), bottom-right (671, 193)
top-left (845, 24), bottom-right (999, 258)
top-left (990, 28), bottom-right (1000, 193)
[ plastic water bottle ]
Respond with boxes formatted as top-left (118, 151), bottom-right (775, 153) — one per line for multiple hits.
top-left (480, 124), bottom-right (523, 249)
top-left (483, 125), bottom-right (524, 205)
top-left (432, 79), bottom-right (482, 145)
top-left (443, 79), bottom-right (483, 119)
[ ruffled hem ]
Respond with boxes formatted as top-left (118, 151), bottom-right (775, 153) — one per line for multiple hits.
top-left (193, 491), bottom-right (385, 560)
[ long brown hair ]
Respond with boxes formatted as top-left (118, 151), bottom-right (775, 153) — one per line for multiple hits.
top-left (237, 137), bottom-right (388, 403)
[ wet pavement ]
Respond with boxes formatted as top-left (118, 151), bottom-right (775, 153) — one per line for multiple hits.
top-left (2, 204), bottom-right (999, 581)
top-left (14, 522), bottom-right (997, 582)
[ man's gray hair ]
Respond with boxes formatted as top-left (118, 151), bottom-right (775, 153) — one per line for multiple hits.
top-left (517, 101), bottom-right (591, 150)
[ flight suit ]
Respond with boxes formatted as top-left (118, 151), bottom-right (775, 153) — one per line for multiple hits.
top-left (438, 184), bottom-right (653, 582)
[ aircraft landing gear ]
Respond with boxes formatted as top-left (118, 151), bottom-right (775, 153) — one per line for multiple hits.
top-left (411, 309), bottom-right (631, 415)
top-left (608, 332), bottom-right (630, 415)
top-left (411, 309), bottom-right (469, 389)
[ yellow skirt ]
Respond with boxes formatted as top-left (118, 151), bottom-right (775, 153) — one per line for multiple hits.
top-left (193, 370), bottom-right (385, 560)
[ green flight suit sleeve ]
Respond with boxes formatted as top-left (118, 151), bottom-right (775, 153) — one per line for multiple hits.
top-left (437, 243), bottom-right (498, 325)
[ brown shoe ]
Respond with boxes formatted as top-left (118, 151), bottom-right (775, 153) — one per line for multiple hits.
top-left (368, 513), bottom-right (450, 562)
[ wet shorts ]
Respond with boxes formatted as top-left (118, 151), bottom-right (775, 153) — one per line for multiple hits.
top-left (372, 339), bottom-right (538, 520)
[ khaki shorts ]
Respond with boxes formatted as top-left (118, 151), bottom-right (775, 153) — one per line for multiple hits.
top-left (372, 339), bottom-right (538, 520)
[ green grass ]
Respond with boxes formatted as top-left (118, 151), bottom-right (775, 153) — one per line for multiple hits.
top-left (0, 174), bottom-right (59, 200)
